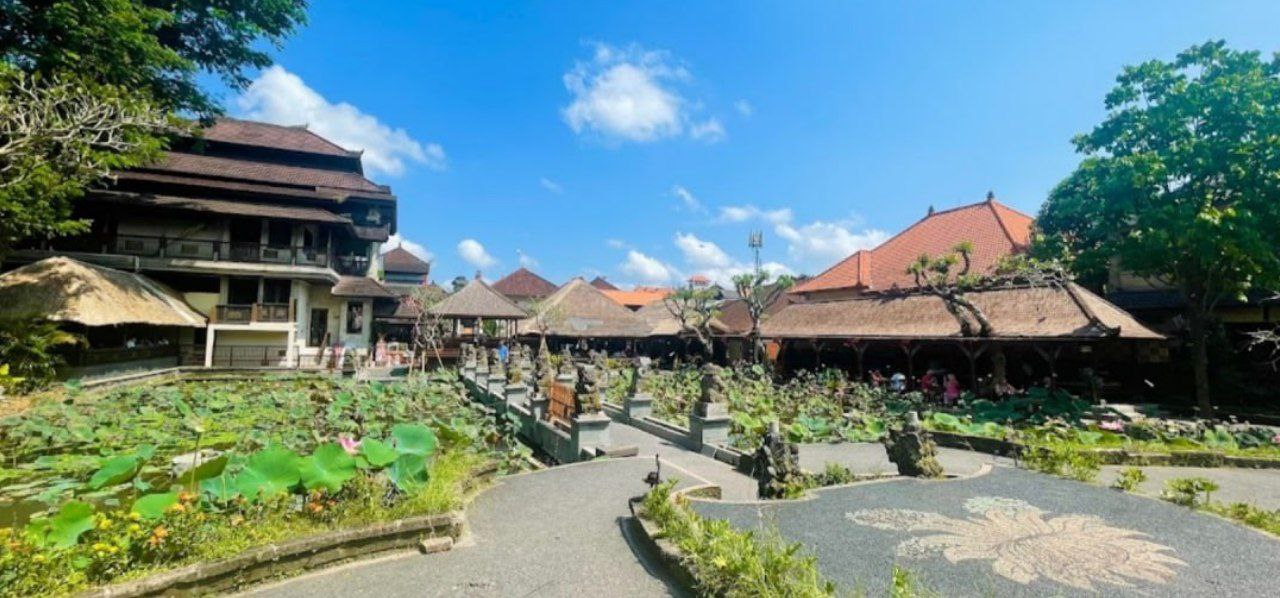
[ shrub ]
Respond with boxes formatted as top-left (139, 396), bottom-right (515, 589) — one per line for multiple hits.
top-left (1110, 467), bottom-right (1147, 492)
top-left (0, 320), bottom-right (80, 393)
top-left (1161, 477), bottom-right (1220, 507)
top-left (1209, 502), bottom-right (1280, 537)
top-left (640, 481), bottom-right (836, 597)
top-left (1020, 443), bottom-right (1099, 482)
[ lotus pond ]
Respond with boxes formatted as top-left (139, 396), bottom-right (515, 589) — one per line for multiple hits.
top-left (0, 372), bottom-right (532, 596)
top-left (626, 365), bottom-right (1280, 458)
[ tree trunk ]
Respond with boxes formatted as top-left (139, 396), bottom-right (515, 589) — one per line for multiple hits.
top-left (1188, 310), bottom-right (1214, 419)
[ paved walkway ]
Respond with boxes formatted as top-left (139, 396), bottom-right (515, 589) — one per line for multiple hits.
top-left (798, 442), bottom-right (999, 477)
top-left (1100, 464), bottom-right (1280, 510)
top-left (610, 422), bottom-right (758, 500)
top-left (692, 465), bottom-right (1280, 596)
top-left (244, 458), bottom-right (689, 598)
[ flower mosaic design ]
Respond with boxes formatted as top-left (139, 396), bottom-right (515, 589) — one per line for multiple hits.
top-left (846, 496), bottom-right (1186, 591)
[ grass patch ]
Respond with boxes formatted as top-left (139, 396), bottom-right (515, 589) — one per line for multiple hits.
top-left (639, 480), bottom-right (836, 597)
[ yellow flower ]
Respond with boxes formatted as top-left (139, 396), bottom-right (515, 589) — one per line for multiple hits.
top-left (128, 524), bottom-right (142, 533)
top-left (128, 512), bottom-right (142, 521)
top-left (32, 554), bottom-right (46, 563)
top-left (98, 518), bottom-right (113, 530)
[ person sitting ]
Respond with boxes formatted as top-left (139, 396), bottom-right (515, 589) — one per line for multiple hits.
top-left (943, 373), bottom-right (962, 404)
top-left (889, 372), bottom-right (907, 392)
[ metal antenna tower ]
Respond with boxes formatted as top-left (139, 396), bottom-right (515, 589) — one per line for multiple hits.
top-left (748, 231), bottom-right (763, 275)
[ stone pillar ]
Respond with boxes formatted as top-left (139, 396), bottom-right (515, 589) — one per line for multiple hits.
top-left (624, 392), bottom-right (654, 421)
top-left (689, 401), bottom-right (731, 448)
top-left (572, 411), bottom-right (611, 460)
top-left (203, 327), bottom-right (216, 368)
top-left (529, 392), bottom-right (548, 421)
top-left (504, 383), bottom-right (528, 408)
top-left (487, 374), bottom-right (507, 400)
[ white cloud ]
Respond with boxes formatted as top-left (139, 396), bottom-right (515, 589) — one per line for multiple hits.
top-left (674, 232), bottom-right (732, 269)
top-left (383, 233), bottom-right (433, 262)
top-left (776, 220), bottom-right (889, 271)
top-left (236, 66), bottom-right (445, 177)
top-left (517, 250), bottom-right (539, 269)
top-left (671, 184), bottom-right (705, 212)
top-left (689, 118), bottom-right (726, 143)
top-left (716, 205), bottom-right (792, 225)
top-left (606, 238), bottom-right (630, 250)
top-left (561, 43), bottom-right (724, 144)
top-left (734, 99), bottom-right (753, 117)
top-left (457, 239), bottom-right (497, 270)
top-left (620, 250), bottom-right (676, 285)
top-left (540, 177), bottom-right (563, 194)
top-left (671, 232), bottom-right (794, 287)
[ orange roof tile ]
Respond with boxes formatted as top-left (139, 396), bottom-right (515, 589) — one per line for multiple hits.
top-left (792, 197), bottom-right (1033, 295)
top-left (602, 288), bottom-right (672, 308)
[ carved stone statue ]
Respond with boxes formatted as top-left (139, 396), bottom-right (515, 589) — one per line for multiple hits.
top-left (885, 412), bottom-right (944, 478)
top-left (536, 349), bottom-right (555, 390)
top-left (698, 363), bottom-right (728, 404)
top-left (752, 422), bottom-right (801, 499)
top-left (477, 345), bottom-right (490, 370)
top-left (575, 363), bottom-right (602, 413)
top-left (626, 358), bottom-right (642, 397)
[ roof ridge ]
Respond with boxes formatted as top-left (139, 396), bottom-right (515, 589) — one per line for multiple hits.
top-left (985, 199), bottom-right (1034, 249)
top-left (213, 117), bottom-right (360, 157)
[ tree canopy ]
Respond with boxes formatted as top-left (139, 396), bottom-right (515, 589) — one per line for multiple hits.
top-left (1036, 41), bottom-right (1280, 413)
top-left (0, 0), bottom-right (308, 115)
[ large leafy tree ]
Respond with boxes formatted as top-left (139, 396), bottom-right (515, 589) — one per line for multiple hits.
top-left (1036, 42), bottom-right (1280, 416)
top-left (731, 271), bottom-right (794, 361)
top-left (1, 0), bottom-right (308, 115)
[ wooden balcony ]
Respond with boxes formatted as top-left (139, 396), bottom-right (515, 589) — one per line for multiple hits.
top-left (214, 303), bottom-right (291, 324)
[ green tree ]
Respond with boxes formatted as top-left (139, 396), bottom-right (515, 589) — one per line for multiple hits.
top-left (0, 0), bottom-right (308, 115)
top-left (1036, 42), bottom-right (1280, 416)
top-left (0, 68), bottom-right (172, 258)
top-left (731, 271), bottom-right (794, 362)
top-left (663, 286), bottom-right (721, 358)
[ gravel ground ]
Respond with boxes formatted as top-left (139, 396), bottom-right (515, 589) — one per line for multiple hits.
top-left (1099, 465), bottom-right (1280, 510)
top-left (692, 466), bottom-right (1280, 597)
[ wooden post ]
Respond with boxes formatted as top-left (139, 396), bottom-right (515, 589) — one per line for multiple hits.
top-left (851, 341), bottom-right (867, 382)
top-left (956, 342), bottom-right (988, 392)
top-left (1033, 343), bottom-right (1063, 391)
top-left (900, 341), bottom-right (921, 389)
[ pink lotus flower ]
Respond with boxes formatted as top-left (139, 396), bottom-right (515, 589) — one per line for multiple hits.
top-left (1272, 433), bottom-right (1280, 446)
top-left (339, 436), bottom-right (362, 455)
top-left (1099, 420), bottom-right (1125, 432)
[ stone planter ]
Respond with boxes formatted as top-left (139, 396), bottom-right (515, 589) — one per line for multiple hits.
top-left (504, 383), bottom-right (528, 407)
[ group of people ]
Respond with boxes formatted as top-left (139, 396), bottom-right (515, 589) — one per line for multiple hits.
top-left (869, 365), bottom-right (963, 404)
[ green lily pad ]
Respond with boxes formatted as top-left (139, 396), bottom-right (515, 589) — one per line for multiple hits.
top-left (199, 472), bottom-right (239, 502)
top-left (88, 455), bottom-right (143, 490)
top-left (359, 439), bottom-right (398, 468)
top-left (186, 454), bottom-right (229, 482)
top-left (131, 492), bottom-right (179, 521)
top-left (299, 443), bottom-right (357, 492)
top-left (234, 447), bottom-right (301, 500)
top-left (391, 424), bottom-right (437, 457)
top-left (388, 453), bottom-right (429, 491)
top-left (26, 500), bottom-right (94, 549)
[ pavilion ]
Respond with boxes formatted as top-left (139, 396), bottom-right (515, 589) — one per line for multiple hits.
top-left (428, 275), bottom-right (528, 340)
top-left (762, 282), bottom-right (1164, 397)
top-left (519, 278), bottom-right (650, 351)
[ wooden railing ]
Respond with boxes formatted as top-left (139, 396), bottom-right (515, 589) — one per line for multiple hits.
top-left (28, 233), bottom-right (340, 268)
top-left (214, 303), bottom-right (291, 324)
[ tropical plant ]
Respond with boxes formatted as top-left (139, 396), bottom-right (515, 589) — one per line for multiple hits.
top-left (1161, 477), bottom-right (1220, 507)
top-left (1111, 467), bottom-right (1147, 492)
top-left (0, 319), bottom-right (81, 392)
top-left (663, 286), bottom-right (721, 358)
top-left (731, 270), bottom-right (794, 361)
top-left (1036, 41), bottom-right (1280, 416)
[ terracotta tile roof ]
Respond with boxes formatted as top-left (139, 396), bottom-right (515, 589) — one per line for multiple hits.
top-left (382, 246), bottom-right (431, 275)
top-left (792, 197), bottom-right (1033, 294)
top-left (492, 267), bottom-right (558, 299)
top-left (331, 276), bottom-right (397, 299)
top-left (764, 283), bottom-right (1163, 340)
top-left (602, 288), bottom-right (672, 308)
top-left (589, 276), bottom-right (618, 291)
top-left (202, 118), bottom-right (358, 158)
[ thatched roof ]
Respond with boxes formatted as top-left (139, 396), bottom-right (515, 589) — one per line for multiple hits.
top-left (761, 283), bottom-right (1163, 341)
top-left (0, 257), bottom-right (206, 327)
top-left (492, 267), bottom-right (558, 300)
top-left (634, 300), bottom-right (732, 337)
top-left (428, 277), bottom-right (527, 319)
top-left (519, 278), bottom-right (651, 338)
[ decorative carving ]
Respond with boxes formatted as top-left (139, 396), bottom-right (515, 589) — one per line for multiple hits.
top-left (752, 422), bottom-right (801, 499)
top-left (575, 363), bottom-right (602, 413)
top-left (698, 363), bottom-right (728, 404)
top-left (885, 412), bottom-right (944, 478)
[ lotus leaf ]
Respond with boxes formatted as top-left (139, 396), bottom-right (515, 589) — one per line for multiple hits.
top-left (131, 492), bottom-right (179, 521)
top-left (391, 424), bottom-right (438, 457)
top-left (200, 472), bottom-right (239, 502)
top-left (359, 439), bottom-right (398, 468)
top-left (185, 453), bottom-right (229, 482)
top-left (299, 443), bottom-right (357, 492)
top-left (88, 455), bottom-right (143, 490)
top-left (26, 500), bottom-right (94, 549)
top-left (233, 447), bottom-right (302, 500)
top-left (388, 453), bottom-right (429, 490)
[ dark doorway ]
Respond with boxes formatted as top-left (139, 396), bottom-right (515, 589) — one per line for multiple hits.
top-left (262, 279), bottom-right (291, 304)
top-left (309, 308), bottom-right (329, 347)
top-left (229, 218), bottom-right (261, 261)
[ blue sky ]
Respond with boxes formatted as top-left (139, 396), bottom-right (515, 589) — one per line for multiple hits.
top-left (207, 1), bottom-right (1280, 288)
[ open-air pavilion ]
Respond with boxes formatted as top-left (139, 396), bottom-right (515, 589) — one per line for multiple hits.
top-left (0, 256), bottom-right (207, 377)
top-left (761, 282), bottom-right (1165, 398)
top-left (428, 276), bottom-right (528, 341)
